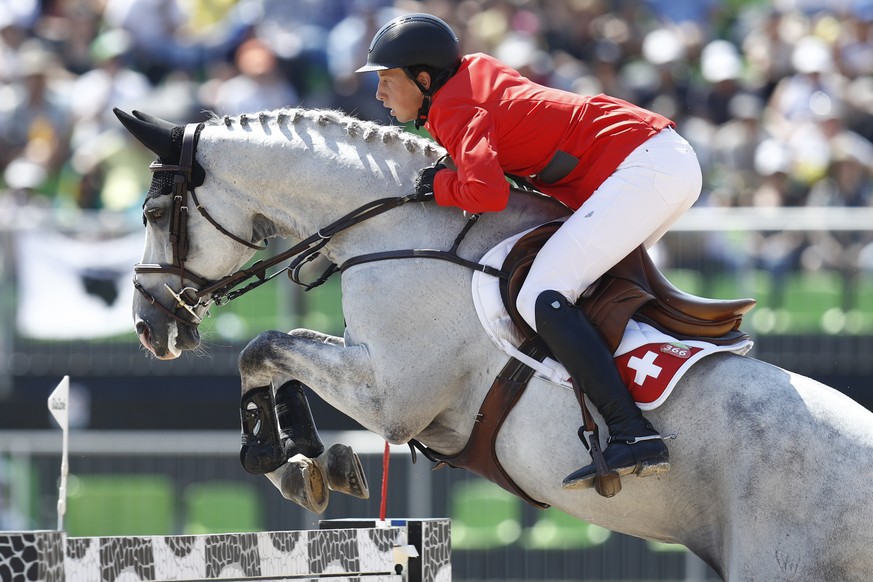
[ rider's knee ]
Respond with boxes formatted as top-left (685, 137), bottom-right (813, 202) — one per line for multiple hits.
top-left (515, 286), bottom-right (540, 332)
top-left (517, 287), bottom-right (574, 333)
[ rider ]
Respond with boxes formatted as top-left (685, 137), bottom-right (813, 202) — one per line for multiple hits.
top-left (356, 13), bottom-right (702, 490)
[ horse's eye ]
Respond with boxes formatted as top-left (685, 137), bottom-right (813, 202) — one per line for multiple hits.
top-left (145, 207), bottom-right (165, 223)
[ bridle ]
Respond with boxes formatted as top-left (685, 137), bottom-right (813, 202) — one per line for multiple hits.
top-left (134, 122), bottom-right (508, 328)
top-left (134, 123), bottom-right (266, 326)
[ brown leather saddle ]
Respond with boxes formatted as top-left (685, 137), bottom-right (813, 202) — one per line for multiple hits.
top-left (501, 222), bottom-right (756, 352)
top-left (412, 221), bottom-right (756, 508)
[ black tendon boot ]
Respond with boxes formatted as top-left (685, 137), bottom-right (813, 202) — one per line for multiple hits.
top-left (274, 380), bottom-right (325, 460)
top-left (534, 290), bottom-right (670, 490)
top-left (240, 385), bottom-right (286, 474)
top-left (239, 382), bottom-right (324, 475)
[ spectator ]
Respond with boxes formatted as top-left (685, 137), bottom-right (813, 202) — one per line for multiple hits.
top-left (764, 35), bottom-right (847, 138)
top-left (802, 130), bottom-right (873, 298)
top-left (838, 0), bottom-right (873, 77)
top-left (326, 1), bottom-right (399, 121)
top-left (710, 93), bottom-right (771, 204)
top-left (0, 39), bottom-right (73, 203)
top-left (60, 28), bottom-right (153, 210)
top-left (69, 29), bottom-right (151, 145)
top-left (211, 37), bottom-right (299, 115)
top-left (747, 138), bottom-right (807, 307)
top-left (103, 0), bottom-right (216, 83)
top-left (693, 39), bottom-right (748, 126)
top-left (741, 8), bottom-right (797, 100)
top-left (0, 7), bottom-right (36, 83)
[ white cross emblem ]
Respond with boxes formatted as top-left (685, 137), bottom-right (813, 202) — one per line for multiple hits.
top-left (627, 351), bottom-right (662, 385)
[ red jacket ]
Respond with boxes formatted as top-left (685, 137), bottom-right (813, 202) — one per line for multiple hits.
top-left (427, 53), bottom-right (674, 213)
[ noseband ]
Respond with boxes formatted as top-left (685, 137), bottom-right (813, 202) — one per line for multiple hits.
top-left (134, 123), bottom-right (266, 326)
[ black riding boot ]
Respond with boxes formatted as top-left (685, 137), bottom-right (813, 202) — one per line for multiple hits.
top-left (534, 290), bottom-right (670, 490)
top-left (239, 381), bottom-right (324, 475)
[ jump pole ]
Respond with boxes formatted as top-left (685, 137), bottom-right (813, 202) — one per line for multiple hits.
top-left (0, 520), bottom-right (451, 581)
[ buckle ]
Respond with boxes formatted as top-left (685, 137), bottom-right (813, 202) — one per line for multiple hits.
top-left (608, 433), bottom-right (677, 445)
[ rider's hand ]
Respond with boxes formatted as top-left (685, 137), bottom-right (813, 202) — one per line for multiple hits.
top-left (410, 163), bottom-right (447, 202)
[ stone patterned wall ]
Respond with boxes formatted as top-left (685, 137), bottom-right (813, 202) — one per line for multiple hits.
top-left (420, 519), bottom-right (451, 582)
top-left (0, 531), bottom-right (65, 582)
top-left (1, 519), bottom-right (450, 581)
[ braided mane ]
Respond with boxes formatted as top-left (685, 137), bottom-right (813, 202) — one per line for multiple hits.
top-left (207, 108), bottom-right (444, 158)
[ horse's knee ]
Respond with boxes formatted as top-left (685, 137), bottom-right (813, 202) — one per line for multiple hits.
top-left (238, 330), bottom-right (288, 376)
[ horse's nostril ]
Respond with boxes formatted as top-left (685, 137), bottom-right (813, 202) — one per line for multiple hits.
top-left (136, 320), bottom-right (151, 341)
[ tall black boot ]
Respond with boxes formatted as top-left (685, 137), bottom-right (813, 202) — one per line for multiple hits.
top-left (239, 381), bottom-right (324, 475)
top-left (534, 290), bottom-right (670, 490)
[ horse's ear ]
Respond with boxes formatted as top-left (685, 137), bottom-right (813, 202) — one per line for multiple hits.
top-left (113, 107), bottom-right (176, 159)
top-left (131, 110), bottom-right (177, 132)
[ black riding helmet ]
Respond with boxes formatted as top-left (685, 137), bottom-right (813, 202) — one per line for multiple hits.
top-left (356, 13), bottom-right (461, 127)
top-left (356, 13), bottom-right (460, 72)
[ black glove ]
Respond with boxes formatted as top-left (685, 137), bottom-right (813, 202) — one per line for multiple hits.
top-left (410, 163), bottom-right (447, 202)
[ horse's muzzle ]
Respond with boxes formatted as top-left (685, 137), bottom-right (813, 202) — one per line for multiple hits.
top-left (135, 316), bottom-right (200, 359)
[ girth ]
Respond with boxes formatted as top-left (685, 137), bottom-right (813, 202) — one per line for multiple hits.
top-left (411, 339), bottom-right (552, 509)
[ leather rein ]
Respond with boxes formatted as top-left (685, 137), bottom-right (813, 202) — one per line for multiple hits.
top-left (135, 122), bottom-right (507, 327)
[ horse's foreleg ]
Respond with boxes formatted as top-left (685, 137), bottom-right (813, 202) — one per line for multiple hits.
top-left (238, 329), bottom-right (376, 510)
top-left (239, 380), bottom-right (330, 512)
top-left (239, 380), bottom-right (324, 473)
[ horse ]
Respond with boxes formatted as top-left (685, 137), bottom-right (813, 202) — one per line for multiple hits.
top-left (114, 106), bottom-right (873, 581)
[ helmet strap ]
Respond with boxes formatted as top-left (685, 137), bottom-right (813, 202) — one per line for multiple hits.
top-left (406, 66), bottom-right (455, 130)
top-left (405, 68), bottom-right (433, 129)
top-left (415, 94), bottom-right (432, 130)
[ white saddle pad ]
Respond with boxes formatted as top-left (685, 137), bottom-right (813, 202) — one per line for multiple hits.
top-left (471, 227), bottom-right (753, 410)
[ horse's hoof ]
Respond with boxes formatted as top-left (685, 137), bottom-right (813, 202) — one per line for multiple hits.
top-left (320, 443), bottom-right (370, 499)
top-left (267, 453), bottom-right (329, 513)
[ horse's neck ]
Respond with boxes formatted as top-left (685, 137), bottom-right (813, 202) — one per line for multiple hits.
top-left (200, 112), bottom-right (567, 264)
top-left (201, 112), bottom-right (442, 255)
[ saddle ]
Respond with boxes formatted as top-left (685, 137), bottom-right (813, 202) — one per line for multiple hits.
top-left (410, 221), bottom-right (756, 508)
top-left (500, 222), bottom-right (756, 352)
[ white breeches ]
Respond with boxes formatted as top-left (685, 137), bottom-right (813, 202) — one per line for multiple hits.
top-left (516, 127), bottom-right (702, 332)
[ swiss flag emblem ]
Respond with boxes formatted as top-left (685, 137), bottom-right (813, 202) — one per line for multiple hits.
top-left (614, 343), bottom-right (704, 406)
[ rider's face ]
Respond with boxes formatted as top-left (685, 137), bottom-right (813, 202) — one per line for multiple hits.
top-left (375, 69), bottom-right (427, 123)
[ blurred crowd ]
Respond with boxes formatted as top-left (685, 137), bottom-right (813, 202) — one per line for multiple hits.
top-left (2, 0), bottom-right (873, 279)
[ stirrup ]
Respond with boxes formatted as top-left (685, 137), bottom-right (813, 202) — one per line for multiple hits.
top-left (575, 425), bottom-right (622, 498)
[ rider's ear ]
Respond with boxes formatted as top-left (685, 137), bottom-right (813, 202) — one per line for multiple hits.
top-left (113, 108), bottom-right (177, 160)
top-left (416, 71), bottom-right (432, 91)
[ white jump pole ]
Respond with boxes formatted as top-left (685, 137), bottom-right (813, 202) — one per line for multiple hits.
top-left (47, 375), bottom-right (70, 531)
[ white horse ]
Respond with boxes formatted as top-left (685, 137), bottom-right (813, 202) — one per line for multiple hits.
top-left (114, 107), bottom-right (873, 581)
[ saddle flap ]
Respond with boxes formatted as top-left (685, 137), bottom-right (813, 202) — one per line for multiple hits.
top-left (499, 222), bottom-right (562, 340)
